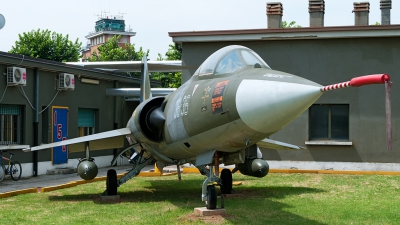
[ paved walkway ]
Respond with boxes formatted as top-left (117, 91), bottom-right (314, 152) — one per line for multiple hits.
top-left (0, 165), bottom-right (154, 194)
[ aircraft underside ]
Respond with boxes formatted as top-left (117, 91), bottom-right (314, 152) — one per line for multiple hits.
top-left (105, 136), bottom-right (270, 210)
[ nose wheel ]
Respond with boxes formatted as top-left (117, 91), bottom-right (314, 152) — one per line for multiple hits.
top-left (206, 185), bottom-right (217, 209)
top-left (198, 165), bottom-right (226, 210)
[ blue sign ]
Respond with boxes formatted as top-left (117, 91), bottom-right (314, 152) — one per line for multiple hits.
top-left (52, 107), bottom-right (69, 164)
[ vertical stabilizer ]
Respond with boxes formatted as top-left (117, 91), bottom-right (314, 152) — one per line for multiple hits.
top-left (140, 55), bottom-right (152, 102)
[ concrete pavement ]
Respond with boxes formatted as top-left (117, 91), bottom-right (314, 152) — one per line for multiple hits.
top-left (0, 164), bottom-right (154, 194)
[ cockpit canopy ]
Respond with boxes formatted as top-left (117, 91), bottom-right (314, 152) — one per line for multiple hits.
top-left (194, 45), bottom-right (270, 76)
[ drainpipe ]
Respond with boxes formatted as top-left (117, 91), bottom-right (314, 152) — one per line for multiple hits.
top-left (113, 81), bottom-right (119, 164)
top-left (380, 0), bottom-right (391, 25)
top-left (353, 2), bottom-right (370, 26)
top-left (266, 2), bottom-right (283, 28)
top-left (309, 0), bottom-right (325, 27)
top-left (33, 68), bottom-right (39, 177)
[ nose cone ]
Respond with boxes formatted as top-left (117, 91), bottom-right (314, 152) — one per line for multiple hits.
top-left (236, 78), bottom-right (322, 134)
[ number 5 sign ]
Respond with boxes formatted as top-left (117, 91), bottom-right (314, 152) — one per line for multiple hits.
top-left (52, 106), bottom-right (69, 164)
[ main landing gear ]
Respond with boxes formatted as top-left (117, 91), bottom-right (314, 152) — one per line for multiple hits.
top-left (104, 149), bottom-right (154, 196)
top-left (220, 168), bottom-right (233, 194)
top-left (197, 165), bottom-right (233, 209)
top-left (106, 169), bottom-right (118, 195)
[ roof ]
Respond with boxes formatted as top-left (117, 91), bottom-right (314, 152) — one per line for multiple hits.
top-left (85, 30), bottom-right (136, 39)
top-left (169, 25), bottom-right (400, 43)
top-left (67, 60), bottom-right (195, 72)
top-left (0, 51), bottom-right (160, 85)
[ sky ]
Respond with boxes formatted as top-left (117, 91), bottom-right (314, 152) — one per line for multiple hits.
top-left (0, 0), bottom-right (398, 60)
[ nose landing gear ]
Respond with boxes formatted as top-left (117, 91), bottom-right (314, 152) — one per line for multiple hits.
top-left (198, 165), bottom-right (231, 209)
top-left (206, 185), bottom-right (217, 209)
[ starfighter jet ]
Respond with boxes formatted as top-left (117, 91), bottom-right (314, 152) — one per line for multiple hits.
top-left (23, 45), bottom-right (391, 209)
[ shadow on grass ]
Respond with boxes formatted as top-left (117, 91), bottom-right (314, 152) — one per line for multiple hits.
top-left (48, 178), bottom-right (325, 224)
top-left (48, 176), bottom-right (324, 200)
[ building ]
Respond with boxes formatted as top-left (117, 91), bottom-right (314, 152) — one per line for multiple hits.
top-left (0, 52), bottom-right (160, 177)
top-left (81, 13), bottom-right (136, 61)
top-left (169, 1), bottom-right (399, 164)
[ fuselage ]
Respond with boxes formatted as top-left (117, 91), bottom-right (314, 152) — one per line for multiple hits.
top-left (156, 67), bottom-right (322, 159)
top-left (128, 45), bottom-right (323, 161)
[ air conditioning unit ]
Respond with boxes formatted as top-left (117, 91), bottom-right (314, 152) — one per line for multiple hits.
top-left (58, 73), bottom-right (75, 90)
top-left (7, 67), bottom-right (27, 86)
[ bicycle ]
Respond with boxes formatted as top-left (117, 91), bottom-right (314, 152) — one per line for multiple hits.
top-left (0, 151), bottom-right (22, 182)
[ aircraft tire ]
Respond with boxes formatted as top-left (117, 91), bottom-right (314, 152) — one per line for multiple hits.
top-left (106, 169), bottom-right (118, 195)
top-left (220, 168), bottom-right (232, 194)
top-left (206, 185), bottom-right (217, 209)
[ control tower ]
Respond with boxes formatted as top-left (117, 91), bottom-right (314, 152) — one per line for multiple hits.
top-left (82, 13), bottom-right (136, 60)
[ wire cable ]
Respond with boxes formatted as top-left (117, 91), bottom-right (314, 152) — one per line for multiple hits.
top-left (0, 86), bottom-right (8, 102)
top-left (18, 86), bottom-right (60, 114)
top-left (16, 55), bottom-right (25, 67)
top-left (18, 86), bottom-right (36, 110)
top-left (38, 90), bottom-right (60, 114)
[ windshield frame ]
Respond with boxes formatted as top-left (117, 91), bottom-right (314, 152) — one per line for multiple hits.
top-left (193, 45), bottom-right (271, 79)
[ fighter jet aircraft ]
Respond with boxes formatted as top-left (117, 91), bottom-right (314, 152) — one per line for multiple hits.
top-left (23, 45), bottom-right (391, 209)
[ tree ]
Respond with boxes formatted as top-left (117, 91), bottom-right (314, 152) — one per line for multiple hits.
top-left (151, 44), bottom-right (182, 88)
top-left (9, 29), bottom-right (81, 62)
top-left (165, 43), bottom-right (182, 61)
top-left (282, 21), bottom-right (302, 28)
top-left (88, 35), bottom-right (149, 62)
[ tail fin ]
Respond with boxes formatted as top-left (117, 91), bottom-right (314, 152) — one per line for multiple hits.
top-left (140, 55), bottom-right (152, 102)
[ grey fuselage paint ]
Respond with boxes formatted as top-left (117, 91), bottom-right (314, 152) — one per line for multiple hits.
top-left (129, 66), bottom-right (322, 161)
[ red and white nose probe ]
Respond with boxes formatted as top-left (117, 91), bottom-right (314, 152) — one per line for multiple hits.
top-left (321, 74), bottom-right (392, 150)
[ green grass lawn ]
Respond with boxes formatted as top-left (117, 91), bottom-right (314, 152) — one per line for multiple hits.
top-left (1, 173), bottom-right (400, 224)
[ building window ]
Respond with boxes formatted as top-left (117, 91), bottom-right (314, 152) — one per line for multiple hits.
top-left (0, 105), bottom-right (24, 145)
top-left (309, 104), bottom-right (349, 141)
top-left (78, 108), bottom-right (96, 137)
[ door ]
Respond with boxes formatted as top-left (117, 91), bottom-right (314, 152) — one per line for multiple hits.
top-left (52, 106), bottom-right (69, 164)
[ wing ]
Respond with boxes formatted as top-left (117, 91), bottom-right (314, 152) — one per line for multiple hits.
top-left (257, 138), bottom-right (305, 150)
top-left (66, 60), bottom-right (195, 72)
top-left (69, 59), bottom-right (187, 102)
top-left (23, 128), bottom-right (131, 152)
top-left (106, 88), bottom-right (176, 97)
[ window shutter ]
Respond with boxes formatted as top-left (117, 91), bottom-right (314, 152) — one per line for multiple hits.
top-left (78, 108), bottom-right (95, 127)
top-left (0, 105), bottom-right (21, 115)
